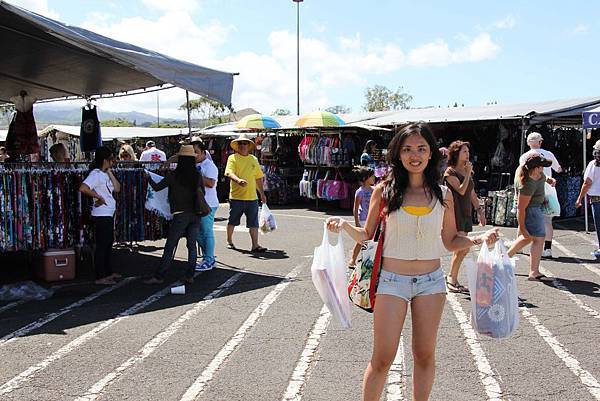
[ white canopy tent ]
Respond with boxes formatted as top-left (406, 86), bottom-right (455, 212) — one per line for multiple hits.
top-left (0, 1), bottom-right (235, 105)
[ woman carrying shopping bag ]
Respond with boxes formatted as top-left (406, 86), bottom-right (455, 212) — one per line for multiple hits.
top-left (144, 145), bottom-right (209, 285)
top-left (327, 123), bottom-right (498, 401)
top-left (507, 151), bottom-right (556, 281)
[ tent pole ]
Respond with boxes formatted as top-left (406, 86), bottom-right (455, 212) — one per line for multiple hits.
top-left (186, 90), bottom-right (192, 137)
top-left (520, 117), bottom-right (526, 155)
top-left (584, 127), bottom-right (589, 233)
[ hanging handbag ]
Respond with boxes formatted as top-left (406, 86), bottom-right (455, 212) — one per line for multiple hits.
top-left (194, 175), bottom-right (211, 217)
top-left (347, 199), bottom-right (386, 312)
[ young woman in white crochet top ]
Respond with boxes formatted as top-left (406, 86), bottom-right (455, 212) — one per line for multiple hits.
top-left (327, 123), bottom-right (498, 401)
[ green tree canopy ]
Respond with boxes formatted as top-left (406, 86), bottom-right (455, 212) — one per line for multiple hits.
top-left (272, 108), bottom-right (291, 116)
top-left (325, 105), bottom-right (351, 115)
top-left (101, 118), bottom-right (134, 127)
top-left (180, 97), bottom-right (228, 127)
top-left (363, 85), bottom-right (413, 112)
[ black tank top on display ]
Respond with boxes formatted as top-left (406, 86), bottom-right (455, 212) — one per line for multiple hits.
top-left (80, 105), bottom-right (102, 152)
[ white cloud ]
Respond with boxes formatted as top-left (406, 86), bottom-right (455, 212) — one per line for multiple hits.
top-left (493, 15), bottom-right (516, 30)
top-left (141, 0), bottom-right (200, 12)
top-left (78, 8), bottom-right (500, 118)
top-left (408, 33), bottom-right (499, 67)
top-left (6, 0), bottom-right (59, 18)
top-left (571, 24), bottom-right (589, 35)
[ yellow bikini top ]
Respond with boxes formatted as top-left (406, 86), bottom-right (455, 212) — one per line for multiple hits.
top-left (401, 206), bottom-right (433, 216)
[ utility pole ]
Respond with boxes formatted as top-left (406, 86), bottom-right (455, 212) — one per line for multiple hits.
top-left (293, 0), bottom-right (303, 116)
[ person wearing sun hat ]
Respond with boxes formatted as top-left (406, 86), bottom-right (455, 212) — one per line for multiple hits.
top-left (224, 133), bottom-right (267, 253)
top-left (144, 144), bottom-right (206, 284)
top-left (519, 132), bottom-right (563, 258)
top-left (576, 140), bottom-right (600, 258)
top-left (507, 151), bottom-right (556, 282)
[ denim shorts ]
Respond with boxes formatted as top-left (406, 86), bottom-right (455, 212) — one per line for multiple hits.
top-left (525, 206), bottom-right (545, 238)
top-left (376, 268), bottom-right (446, 302)
top-left (228, 199), bottom-right (259, 228)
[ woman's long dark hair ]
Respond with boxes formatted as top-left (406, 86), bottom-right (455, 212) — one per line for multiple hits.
top-left (89, 146), bottom-right (114, 172)
top-left (382, 123), bottom-right (443, 215)
top-left (174, 156), bottom-right (199, 189)
top-left (363, 140), bottom-right (376, 155)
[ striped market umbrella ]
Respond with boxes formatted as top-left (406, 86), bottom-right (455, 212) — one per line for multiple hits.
top-left (235, 114), bottom-right (281, 129)
top-left (294, 111), bottom-right (345, 128)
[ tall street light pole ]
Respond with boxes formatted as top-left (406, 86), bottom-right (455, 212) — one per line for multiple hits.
top-left (293, 0), bottom-right (303, 116)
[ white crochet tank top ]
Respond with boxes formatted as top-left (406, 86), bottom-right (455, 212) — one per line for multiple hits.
top-left (382, 185), bottom-right (448, 260)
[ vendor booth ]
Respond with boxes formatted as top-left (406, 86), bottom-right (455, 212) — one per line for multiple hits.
top-left (0, 2), bottom-right (235, 257)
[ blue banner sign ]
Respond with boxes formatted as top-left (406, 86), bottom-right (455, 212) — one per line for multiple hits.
top-left (583, 112), bottom-right (600, 129)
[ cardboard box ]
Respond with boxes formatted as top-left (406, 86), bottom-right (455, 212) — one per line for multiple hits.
top-left (36, 249), bottom-right (76, 282)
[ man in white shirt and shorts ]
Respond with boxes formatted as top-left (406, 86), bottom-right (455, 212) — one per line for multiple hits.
top-left (519, 132), bottom-right (562, 258)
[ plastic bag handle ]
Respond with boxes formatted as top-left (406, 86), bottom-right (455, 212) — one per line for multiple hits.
top-left (494, 239), bottom-right (512, 267)
top-left (322, 223), bottom-right (344, 249)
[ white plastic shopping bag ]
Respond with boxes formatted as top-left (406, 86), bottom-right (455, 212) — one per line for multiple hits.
top-left (465, 240), bottom-right (519, 339)
top-left (145, 171), bottom-right (172, 220)
top-left (311, 226), bottom-right (352, 328)
top-left (259, 204), bottom-right (277, 234)
top-left (542, 182), bottom-right (561, 217)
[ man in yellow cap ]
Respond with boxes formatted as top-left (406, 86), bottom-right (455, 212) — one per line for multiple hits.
top-left (225, 133), bottom-right (267, 252)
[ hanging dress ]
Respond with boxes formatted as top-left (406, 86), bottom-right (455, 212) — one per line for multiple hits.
top-left (5, 94), bottom-right (40, 158)
top-left (80, 105), bottom-right (102, 152)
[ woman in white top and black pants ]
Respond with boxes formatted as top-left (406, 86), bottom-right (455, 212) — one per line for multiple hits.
top-left (327, 123), bottom-right (498, 401)
top-left (576, 140), bottom-right (600, 258)
top-left (79, 147), bottom-right (121, 285)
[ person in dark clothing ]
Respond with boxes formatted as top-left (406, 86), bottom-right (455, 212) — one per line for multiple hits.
top-left (144, 145), bottom-right (205, 285)
top-left (79, 146), bottom-right (121, 285)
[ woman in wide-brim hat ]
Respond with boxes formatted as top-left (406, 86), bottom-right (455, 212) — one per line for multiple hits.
top-left (230, 133), bottom-right (256, 153)
top-left (144, 144), bottom-right (205, 285)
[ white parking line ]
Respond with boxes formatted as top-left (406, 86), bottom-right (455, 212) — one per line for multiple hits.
top-left (0, 300), bottom-right (27, 315)
top-left (272, 213), bottom-right (327, 221)
top-left (281, 305), bottom-right (331, 401)
top-left (0, 277), bottom-right (135, 348)
top-left (520, 306), bottom-right (600, 399)
top-left (552, 239), bottom-right (600, 279)
top-left (386, 334), bottom-right (406, 401)
top-left (519, 253), bottom-right (600, 321)
top-left (213, 225), bottom-right (249, 233)
top-left (180, 262), bottom-right (305, 401)
top-left (0, 277), bottom-right (186, 395)
top-left (73, 273), bottom-right (243, 401)
top-left (446, 292), bottom-right (504, 401)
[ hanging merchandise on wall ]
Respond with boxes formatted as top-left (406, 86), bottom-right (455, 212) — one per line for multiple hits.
top-left (298, 134), bottom-right (356, 167)
top-left (0, 165), bottom-right (170, 252)
top-left (5, 91), bottom-right (40, 160)
top-left (80, 103), bottom-right (102, 153)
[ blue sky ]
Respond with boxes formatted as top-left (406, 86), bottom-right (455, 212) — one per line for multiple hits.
top-left (11, 0), bottom-right (599, 118)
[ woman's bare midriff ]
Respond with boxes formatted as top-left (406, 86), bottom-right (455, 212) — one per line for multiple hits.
top-left (382, 257), bottom-right (440, 275)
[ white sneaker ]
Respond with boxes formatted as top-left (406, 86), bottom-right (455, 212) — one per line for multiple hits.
top-left (541, 249), bottom-right (553, 258)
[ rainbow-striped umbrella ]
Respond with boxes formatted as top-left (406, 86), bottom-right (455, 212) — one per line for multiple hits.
top-left (295, 111), bottom-right (345, 128)
top-left (235, 114), bottom-right (281, 129)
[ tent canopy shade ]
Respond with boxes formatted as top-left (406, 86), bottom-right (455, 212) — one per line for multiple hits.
top-left (0, 1), bottom-right (235, 105)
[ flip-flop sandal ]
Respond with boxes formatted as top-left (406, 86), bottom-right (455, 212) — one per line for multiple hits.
top-left (226, 243), bottom-right (236, 250)
top-left (446, 280), bottom-right (468, 293)
top-left (251, 246), bottom-right (267, 253)
top-left (527, 274), bottom-right (550, 282)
